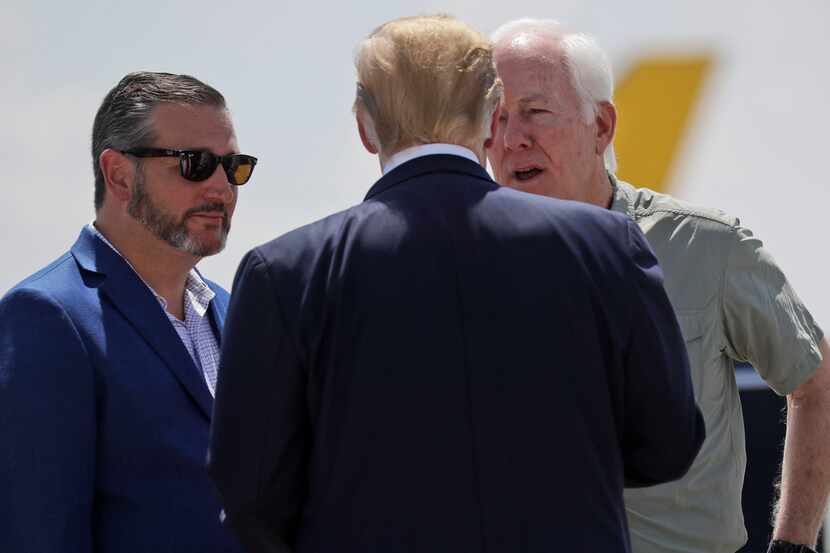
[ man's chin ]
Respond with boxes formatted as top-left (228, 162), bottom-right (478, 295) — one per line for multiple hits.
top-left (173, 230), bottom-right (228, 258)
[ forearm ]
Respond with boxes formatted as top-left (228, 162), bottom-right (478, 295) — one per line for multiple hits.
top-left (773, 342), bottom-right (830, 546)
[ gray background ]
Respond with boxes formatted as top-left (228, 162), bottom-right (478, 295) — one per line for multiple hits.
top-left (3, 0), bottom-right (828, 330)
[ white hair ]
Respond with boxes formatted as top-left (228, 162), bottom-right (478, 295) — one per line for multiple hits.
top-left (491, 18), bottom-right (617, 172)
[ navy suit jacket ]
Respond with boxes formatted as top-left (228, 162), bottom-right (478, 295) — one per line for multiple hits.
top-left (0, 226), bottom-right (245, 553)
top-left (209, 154), bottom-right (705, 553)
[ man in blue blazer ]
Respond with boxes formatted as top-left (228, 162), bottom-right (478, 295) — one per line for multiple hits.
top-left (208, 16), bottom-right (705, 553)
top-left (0, 72), bottom-right (257, 552)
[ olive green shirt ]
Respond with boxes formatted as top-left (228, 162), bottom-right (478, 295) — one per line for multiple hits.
top-left (611, 177), bottom-right (823, 553)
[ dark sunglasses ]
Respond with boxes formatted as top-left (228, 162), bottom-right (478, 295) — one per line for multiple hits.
top-left (123, 148), bottom-right (258, 186)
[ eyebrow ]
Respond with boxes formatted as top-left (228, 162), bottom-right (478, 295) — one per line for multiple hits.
top-left (518, 94), bottom-right (549, 105)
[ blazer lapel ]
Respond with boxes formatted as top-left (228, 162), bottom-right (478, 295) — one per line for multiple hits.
top-left (71, 227), bottom-right (214, 419)
top-left (205, 281), bottom-right (226, 344)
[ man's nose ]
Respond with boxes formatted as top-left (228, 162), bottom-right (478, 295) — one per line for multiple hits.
top-left (202, 165), bottom-right (236, 203)
top-left (503, 117), bottom-right (532, 151)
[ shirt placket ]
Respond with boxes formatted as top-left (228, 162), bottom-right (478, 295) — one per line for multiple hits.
top-left (184, 292), bottom-right (217, 396)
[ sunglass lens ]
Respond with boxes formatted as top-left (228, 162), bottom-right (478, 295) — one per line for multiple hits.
top-left (227, 156), bottom-right (256, 185)
top-left (183, 151), bottom-right (219, 182)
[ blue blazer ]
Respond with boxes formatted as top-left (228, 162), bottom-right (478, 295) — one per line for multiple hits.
top-left (0, 226), bottom-right (245, 553)
top-left (209, 154), bottom-right (705, 553)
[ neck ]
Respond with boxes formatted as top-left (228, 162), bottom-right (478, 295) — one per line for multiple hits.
top-left (94, 214), bottom-right (197, 319)
top-left (470, 144), bottom-right (487, 166)
top-left (588, 165), bottom-right (614, 209)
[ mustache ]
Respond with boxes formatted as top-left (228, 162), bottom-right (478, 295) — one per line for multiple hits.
top-left (184, 203), bottom-right (227, 219)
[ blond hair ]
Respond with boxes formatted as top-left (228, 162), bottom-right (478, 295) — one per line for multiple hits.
top-left (353, 15), bottom-right (502, 156)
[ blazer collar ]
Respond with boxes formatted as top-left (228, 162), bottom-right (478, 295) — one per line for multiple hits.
top-left (204, 279), bottom-right (226, 339)
top-left (364, 153), bottom-right (495, 201)
top-left (71, 226), bottom-right (214, 420)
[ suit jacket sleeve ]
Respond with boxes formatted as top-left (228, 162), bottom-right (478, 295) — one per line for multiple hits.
top-left (620, 219), bottom-right (705, 487)
top-left (208, 249), bottom-right (309, 553)
top-left (0, 288), bottom-right (96, 553)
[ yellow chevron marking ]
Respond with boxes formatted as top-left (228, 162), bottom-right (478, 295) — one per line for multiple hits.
top-left (614, 56), bottom-right (712, 192)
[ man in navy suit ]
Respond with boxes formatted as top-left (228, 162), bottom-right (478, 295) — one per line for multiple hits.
top-left (208, 15), bottom-right (704, 553)
top-left (0, 72), bottom-right (257, 552)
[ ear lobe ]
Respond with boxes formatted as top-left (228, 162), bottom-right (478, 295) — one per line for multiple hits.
top-left (99, 149), bottom-right (135, 204)
top-left (595, 101), bottom-right (617, 155)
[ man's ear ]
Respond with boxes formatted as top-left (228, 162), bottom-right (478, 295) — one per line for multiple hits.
top-left (595, 101), bottom-right (617, 156)
top-left (356, 111), bottom-right (379, 155)
top-left (483, 103), bottom-right (502, 150)
top-left (99, 149), bottom-right (135, 204)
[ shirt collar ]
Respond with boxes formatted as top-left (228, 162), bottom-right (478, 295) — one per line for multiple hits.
top-left (183, 273), bottom-right (214, 317)
top-left (607, 173), bottom-right (636, 216)
top-left (382, 143), bottom-right (481, 175)
top-left (87, 222), bottom-right (214, 316)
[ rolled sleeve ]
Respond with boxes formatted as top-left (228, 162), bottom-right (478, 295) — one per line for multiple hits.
top-left (721, 225), bottom-right (823, 395)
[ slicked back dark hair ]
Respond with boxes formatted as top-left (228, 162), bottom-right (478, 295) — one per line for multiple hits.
top-left (91, 71), bottom-right (226, 210)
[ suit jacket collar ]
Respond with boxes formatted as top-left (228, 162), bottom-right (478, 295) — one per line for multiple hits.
top-left (364, 153), bottom-right (495, 201)
top-left (71, 226), bottom-right (215, 420)
top-left (205, 280), bottom-right (225, 339)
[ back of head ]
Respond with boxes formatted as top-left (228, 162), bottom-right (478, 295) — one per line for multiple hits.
top-left (491, 18), bottom-right (617, 172)
top-left (91, 71), bottom-right (226, 210)
top-left (353, 15), bottom-right (502, 157)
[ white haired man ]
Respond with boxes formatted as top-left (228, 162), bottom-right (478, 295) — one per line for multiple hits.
top-left (487, 18), bottom-right (830, 553)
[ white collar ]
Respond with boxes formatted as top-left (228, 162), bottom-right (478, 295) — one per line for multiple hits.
top-left (382, 143), bottom-right (481, 175)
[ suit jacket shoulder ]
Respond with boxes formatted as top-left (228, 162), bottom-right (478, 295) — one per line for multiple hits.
top-left (0, 226), bottom-right (246, 553)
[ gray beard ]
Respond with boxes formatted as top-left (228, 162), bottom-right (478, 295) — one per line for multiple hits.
top-left (127, 172), bottom-right (229, 257)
